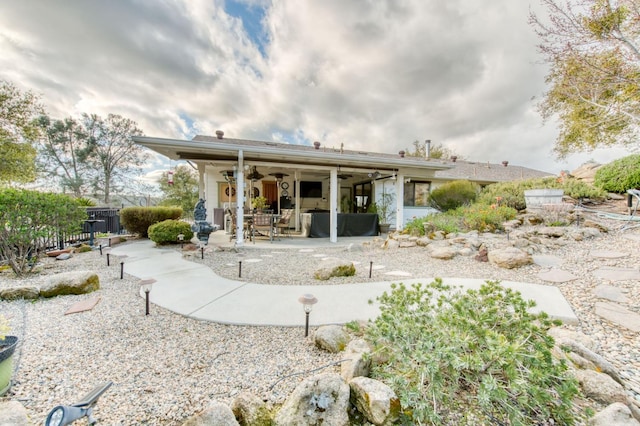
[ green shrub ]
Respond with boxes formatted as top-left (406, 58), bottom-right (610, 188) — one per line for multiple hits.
top-left (120, 206), bottom-right (183, 237)
top-left (428, 180), bottom-right (479, 211)
top-left (0, 189), bottom-right (86, 276)
top-left (365, 279), bottom-right (579, 425)
top-left (478, 176), bottom-right (605, 210)
top-left (594, 154), bottom-right (640, 193)
top-left (75, 197), bottom-right (96, 206)
top-left (148, 220), bottom-right (193, 245)
top-left (459, 204), bottom-right (517, 232)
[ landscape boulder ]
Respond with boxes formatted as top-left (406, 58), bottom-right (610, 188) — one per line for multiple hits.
top-left (0, 285), bottom-right (39, 300)
top-left (349, 377), bottom-right (400, 426)
top-left (340, 338), bottom-right (371, 381)
top-left (39, 271), bottom-right (100, 298)
top-left (314, 325), bottom-right (350, 353)
top-left (274, 373), bottom-right (350, 426)
top-left (574, 370), bottom-right (628, 405)
top-left (181, 400), bottom-right (239, 426)
top-left (0, 401), bottom-right (32, 426)
top-left (313, 261), bottom-right (356, 281)
top-left (487, 247), bottom-right (532, 269)
top-left (588, 402), bottom-right (640, 426)
top-left (231, 392), bottom-right (272, 426)
top-left (427, 245), bottom-right (457, 260)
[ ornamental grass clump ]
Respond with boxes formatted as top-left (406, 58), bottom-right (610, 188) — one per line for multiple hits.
top-left (364, 279), bottom-right (579, 425)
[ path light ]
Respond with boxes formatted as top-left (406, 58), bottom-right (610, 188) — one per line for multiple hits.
top-left (298, 293), bottom-right (318, 337)
top-left (119, 255), bottom-right (128, 280)
top-left (103, 247), bottom-right (111, 266)
top-left (140, 278), bottom-right (156, 316)
top-left (369, 261), bottom-right (373, 279)
top-left (177, 233), bottom-right (185, 249)
top-left (99, 244), bottom-right (103, 255)
top-left (200, 242), bottom-right (205, 260)
top-left (237, 252), bottom-right (244, 278)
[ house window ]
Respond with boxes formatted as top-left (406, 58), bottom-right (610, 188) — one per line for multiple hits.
top-left (404, 181), bottom-right (431, 206)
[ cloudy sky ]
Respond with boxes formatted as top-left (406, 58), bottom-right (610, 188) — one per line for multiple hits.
top-left (0, 0), bottom-right (630, 176)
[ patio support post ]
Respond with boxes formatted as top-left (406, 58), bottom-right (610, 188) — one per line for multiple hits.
top-left (198, 164), bottom-right (205, 200)
top-left (294, 171), bottom-right (301, 232)
top-left (330, 168), bottom-right (338, 243)
top-left (236, 150), bottom-right (245, 247)
top-left (396, 173), bottom-right (405, 231)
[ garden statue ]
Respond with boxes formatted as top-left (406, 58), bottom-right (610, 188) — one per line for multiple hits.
top-left (191, 198), bottom-right (217, 243)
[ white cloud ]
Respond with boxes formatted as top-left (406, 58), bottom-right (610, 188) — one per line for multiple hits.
top-left (0, 0), bottom-right (630, 176)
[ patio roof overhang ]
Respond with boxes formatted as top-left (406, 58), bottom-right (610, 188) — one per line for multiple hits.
top-left (133, 135), bottom-right (452, 175)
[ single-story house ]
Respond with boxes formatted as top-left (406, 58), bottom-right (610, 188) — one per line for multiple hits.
top-left (133, 132), bottom-right (552, 244)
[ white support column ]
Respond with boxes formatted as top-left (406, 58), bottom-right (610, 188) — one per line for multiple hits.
top-left (294, 171), bottom-right (301, 232)
top-left (330, 168), bottom-right (338, 243)
top-left (236, 150), bottom-right (245, 247)
top-left (396, 173), bottom-right (405, 231)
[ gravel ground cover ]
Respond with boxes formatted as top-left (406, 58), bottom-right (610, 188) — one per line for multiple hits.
top-left (1, 211), bottom-right (639, 424)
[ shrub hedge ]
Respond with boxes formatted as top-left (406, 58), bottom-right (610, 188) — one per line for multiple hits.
top-left (594, 154), bottom-right (640, 193)
top-left (148, 220), bottom-right (194, 245)
top-left (119, 206), bottom-right (183, 237)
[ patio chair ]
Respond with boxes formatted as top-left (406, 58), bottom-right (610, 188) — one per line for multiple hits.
top-left (251, 212), bottom-right (275, 242)
top-left (276, 208), bottom-right (293, 237)
top-left (228, 212), bottom-right (254, 242)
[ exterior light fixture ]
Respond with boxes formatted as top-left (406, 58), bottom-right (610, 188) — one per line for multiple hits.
top-left (140, 278), bottom-right (156, 316)
top-left (119, 255), bottom-right (127, 280)
top-left (103, 247), bottom-right (111, 266)
top-left (44, 382), bottom-right (113, 426)
top-left (298, 293), bottom-right (318, 337)
top-left (237, 252), bottom-right (244, 278)
top-left (177, 233), bottom-right (185, 249)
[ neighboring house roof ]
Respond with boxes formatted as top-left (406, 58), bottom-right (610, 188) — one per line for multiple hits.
top-left (432, 159), bottom-right (554, 184)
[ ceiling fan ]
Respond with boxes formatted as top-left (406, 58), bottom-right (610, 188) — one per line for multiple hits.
top-left (323, 174), bottom-right (353, 180)
top-left (246, 166), bottom-right (264, 181)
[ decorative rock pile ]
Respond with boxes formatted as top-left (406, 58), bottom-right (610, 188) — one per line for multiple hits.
top-left (177, 323), bottom-right (640, 425)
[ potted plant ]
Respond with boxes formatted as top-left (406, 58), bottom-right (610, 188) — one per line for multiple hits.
top-left (370, 192), bottom-right (395, 233)
top-left (252, 196), bottom-right (269, 211)
top-left (0, 315), bottom-right (18, 396)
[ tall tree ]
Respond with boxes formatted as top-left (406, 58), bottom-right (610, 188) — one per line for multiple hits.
top-left (0, 80), bottom-right (43, 184)
top-left (158, 165), bottom-right (199, 218)
top-left (405, 140), bottom-right (461, 160)
top-left (82, 113), bottom-right (147, 203)
top-left (530, 0), bottom-right (640, 157)
top-left (35, 116), bottom-right (93, 196)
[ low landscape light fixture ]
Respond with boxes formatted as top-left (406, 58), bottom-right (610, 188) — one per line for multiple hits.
top-left (369, 261), bottom-right (374, 278)
top-left (237, 252), bottom-right (244, 278)
top-left (140, 278), bottom-right (156, 316)
top-left (298, 293), bottom-right (318, 337)
top-left (177, 233), bottom-right (185, 249)
top-left (200, 243), bottom-right (205, 260)
top-left (119, 255), bottom-right (128, 280)
top-left (103, 247), bottom-right (111, 266)
top-left (98, 244), bottom-right (103, 256)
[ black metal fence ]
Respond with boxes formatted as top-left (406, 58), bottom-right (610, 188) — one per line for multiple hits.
top-left (42, 208), bottom-right (123, 251)
top-left (84, 207), bottom-right (122, 234)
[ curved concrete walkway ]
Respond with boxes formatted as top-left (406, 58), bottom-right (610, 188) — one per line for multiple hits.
top-left (111, 240), bottom-right (578, 327)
